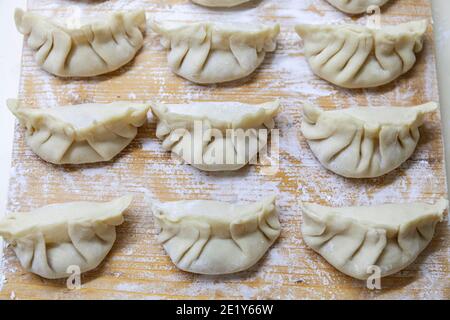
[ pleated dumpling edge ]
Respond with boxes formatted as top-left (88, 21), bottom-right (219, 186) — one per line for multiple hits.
top-left (295, 20), bottom-right (427, 88)
top-left (151, 20), bottom-right (280, 84)
top-left (15, 8), bottom-right (146, 77)
top-left (300, 199), bottom-right (448, 280)
top-left (301, 102), bottom-right (437, 178)
top-left (0, 195), bottom-right (133, 279)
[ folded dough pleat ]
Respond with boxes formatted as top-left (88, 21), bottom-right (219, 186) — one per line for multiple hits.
top-left (301, 199), bottom-right (447, 279)
top-left (8, 99), bottom-right (150, 164)
top-left (151, 101), bottom-right (280, 171)
top-left (295, 20), bottom-right (427, 88)
top-left (0, 196), bottom-right (132, 279)
top-left (153, 196), bottom-right (280, 275)
top-left (301, 103), bottom-right (437, 178)
top-left (15, 9), bottom-right (146, 77)
top-left (152, 21), bottom-right (279, 84)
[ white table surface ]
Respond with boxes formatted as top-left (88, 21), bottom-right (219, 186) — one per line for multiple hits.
top-left (1, 5), bottom-right (449, 204)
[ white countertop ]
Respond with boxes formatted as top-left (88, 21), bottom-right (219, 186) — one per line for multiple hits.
top-left (0, 0), bottom-right (449, 212)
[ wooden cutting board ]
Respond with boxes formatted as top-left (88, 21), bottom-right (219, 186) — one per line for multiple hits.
top-left (0, 0), bottom-right (448, 300)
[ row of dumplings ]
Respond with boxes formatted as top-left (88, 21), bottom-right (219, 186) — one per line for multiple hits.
top-left (7, 98), bottom-right (438, 179)
top-left (0, 193), bottom-right (447, 280)
top-left (16, 8), bottom-right (428, 89)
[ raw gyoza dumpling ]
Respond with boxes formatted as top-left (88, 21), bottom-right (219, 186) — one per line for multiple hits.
top-left (151, 21), bottom-right (280, 84)
top-left (325, 0), bottom-right (391, 14)
top-left (191, 0), bottom-right (252, 7)
top-left (152, 196), bottom-right (280, 274)
top-left (295, 20), bottom-right (427, 88)
top-left (8, 99), bottom-right (150, 164)
top-left (301, 103), bottom-right (437, 178)
top-left (0, 196), bottom-right (132, 279)
top-left (15, 8), bottom-right (146, 77)
top-left (152, 101), bottom-right (279, 171)
top-left (301, 199), bottom-right (447, 280)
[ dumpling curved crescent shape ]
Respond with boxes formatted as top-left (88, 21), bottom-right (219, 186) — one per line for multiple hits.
top-left (152, 101), bottom-right (280, 171)
top-left (152, 21), bottom-right (280, 84)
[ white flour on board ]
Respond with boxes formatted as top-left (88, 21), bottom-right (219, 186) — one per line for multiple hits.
top-left (1, 0), bottom-right (447, 299)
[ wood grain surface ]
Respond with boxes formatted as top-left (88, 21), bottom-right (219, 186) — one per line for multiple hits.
top-left (0, 0), bottom-right (448, 299)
